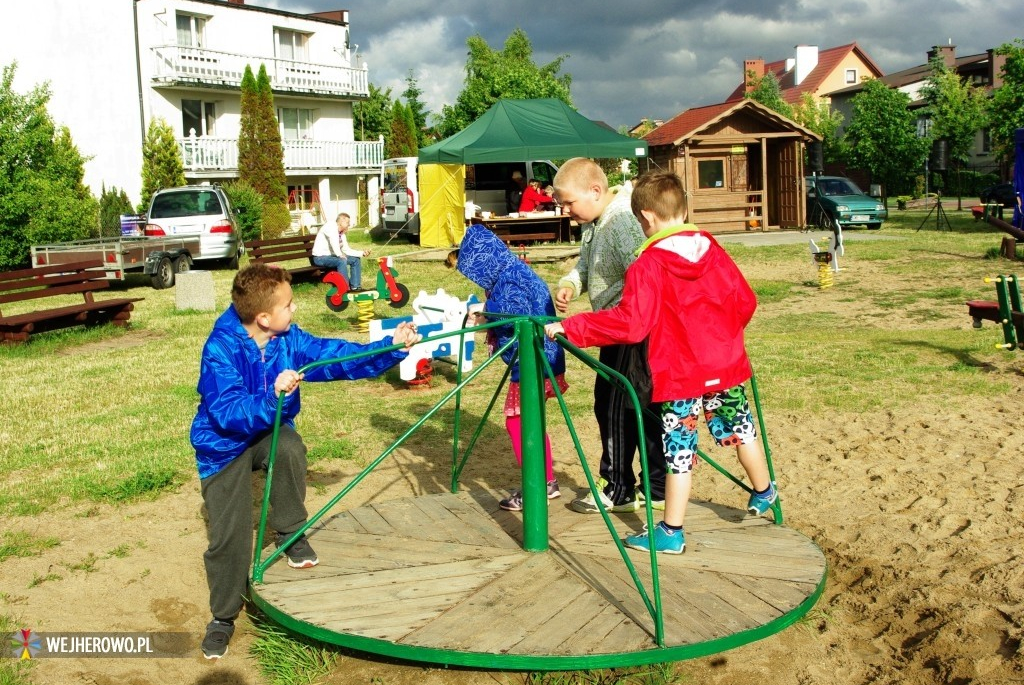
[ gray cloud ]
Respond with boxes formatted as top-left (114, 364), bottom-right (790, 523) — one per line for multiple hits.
top-left (272, 0), bottom-right (1021, 130)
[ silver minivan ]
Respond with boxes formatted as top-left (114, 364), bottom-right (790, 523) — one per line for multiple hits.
top-left (380, 157), bottom-right (558, 241)
top-left (145, 185), bottom-right (243, 267)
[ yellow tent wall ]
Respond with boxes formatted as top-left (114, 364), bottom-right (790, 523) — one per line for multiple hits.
top-left (419, 164), bottom-right (465, 248)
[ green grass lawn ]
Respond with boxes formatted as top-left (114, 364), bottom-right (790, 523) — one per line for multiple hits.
top-left (0, 209), bottom-right (1016, 514)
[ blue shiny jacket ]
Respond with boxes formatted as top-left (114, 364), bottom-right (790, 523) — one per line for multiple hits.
top-left (456, 223), bottom-right (565, 382)
top-left (190, 305), bottom-right (406, 479)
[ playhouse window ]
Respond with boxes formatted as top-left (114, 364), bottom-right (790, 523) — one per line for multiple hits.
top-left (697, 159), bottom-right (725, 189)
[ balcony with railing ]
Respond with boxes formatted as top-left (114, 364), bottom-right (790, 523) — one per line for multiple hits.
top-left (151, 45), bottom-right (368, 98)
top-left (178, 134), bottom-right (384, 174)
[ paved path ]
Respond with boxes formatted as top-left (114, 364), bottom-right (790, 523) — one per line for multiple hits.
top-left (716, 229), bottom-right (902, 247)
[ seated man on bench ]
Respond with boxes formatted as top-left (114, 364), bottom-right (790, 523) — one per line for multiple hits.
top-left (311, 213), bottom-right (370, 291)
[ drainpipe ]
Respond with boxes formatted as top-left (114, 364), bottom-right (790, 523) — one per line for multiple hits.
top-left (133, 0), bottom-right (146, 148)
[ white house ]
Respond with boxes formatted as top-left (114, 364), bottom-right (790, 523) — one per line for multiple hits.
top-left (1, 0), bottom-right (382, 225)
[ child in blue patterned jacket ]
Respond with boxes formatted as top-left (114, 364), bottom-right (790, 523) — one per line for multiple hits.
top-left (448, 223), bottom-right (568, 511)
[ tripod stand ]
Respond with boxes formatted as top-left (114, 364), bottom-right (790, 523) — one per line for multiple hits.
top-left (916, 195), bottom-right (952, 231)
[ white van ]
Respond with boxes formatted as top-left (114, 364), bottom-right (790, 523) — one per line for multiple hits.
top-left (380, 157), bottom-right (558, 241)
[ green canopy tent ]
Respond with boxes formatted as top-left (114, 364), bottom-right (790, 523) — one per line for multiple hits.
top-left (416, 99), bottom-right (647, 246)
top-left (418, 98), bottom-right (648, 163)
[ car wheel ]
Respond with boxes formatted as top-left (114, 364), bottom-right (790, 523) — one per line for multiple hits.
top-left (151, 256), bottom-right (174, 289)
top-left (867, 223), bottom-right (882, 231)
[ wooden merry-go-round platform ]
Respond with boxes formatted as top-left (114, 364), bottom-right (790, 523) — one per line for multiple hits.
top-left (249, 486), bottom-right (827, 670)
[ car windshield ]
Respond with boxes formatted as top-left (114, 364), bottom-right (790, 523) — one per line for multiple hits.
top-left (817, 179), bottom-right (863, 196)
top-left (150, 191), bottom-right (223, 219)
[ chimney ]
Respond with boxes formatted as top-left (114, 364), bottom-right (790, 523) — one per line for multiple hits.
top-left (988, 48), bottom-right (1006, 89)
top-left (744, 59), bottom-right (764, 93)
top-left (794, 45), bottom-right (818, 86)
top-left (927, 44), bottom-right (956, 69)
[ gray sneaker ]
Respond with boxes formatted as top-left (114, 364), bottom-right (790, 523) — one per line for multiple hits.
top-left (277, 533), bottom-right (319, 569)
top-left (201, 619), bottom-right (234, 660)
top-left (500, 480), bottom-right (560, 512)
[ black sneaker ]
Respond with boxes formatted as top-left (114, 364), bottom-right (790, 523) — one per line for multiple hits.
top-left (277, 533), bottom-right (319, 569)
top-left (201, 619), bottom-right (234, 660)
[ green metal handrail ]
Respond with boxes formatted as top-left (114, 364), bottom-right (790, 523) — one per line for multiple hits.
top-left (249, 313), bottom-right (779, 649)
top-left (253, 320), bottom-right (512, 582)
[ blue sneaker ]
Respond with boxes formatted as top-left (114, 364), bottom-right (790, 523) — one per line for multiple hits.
top-left (747, 484), bottom-right (778, 517)
top-left (624, 522), bottom-right (685, 555)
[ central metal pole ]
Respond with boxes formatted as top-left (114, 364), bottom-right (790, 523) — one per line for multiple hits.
top-left (517, 318), bottom-right (548, 551)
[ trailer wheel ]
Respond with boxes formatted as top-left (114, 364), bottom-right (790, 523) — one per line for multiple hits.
top-left (174, 254), bottom-right (191, 276)
top-left (151, 256), bottom-right (174, 289)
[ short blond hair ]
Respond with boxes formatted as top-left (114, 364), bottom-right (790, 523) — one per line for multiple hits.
top-left (553, 157), bottom-right (608, 194)
top-left (631, 171), bottom-right (687, 222)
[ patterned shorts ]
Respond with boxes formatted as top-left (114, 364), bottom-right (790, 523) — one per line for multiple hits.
top-left (659, 385), bottom-right (758, 474)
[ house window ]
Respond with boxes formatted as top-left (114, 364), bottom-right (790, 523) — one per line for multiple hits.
top-left (278, 108), bottom-right (313, 140)
top-left (981, 128), bottom-right (991, 154)
top-left (697, 159), bottom-right (725, 190)
top-left (917, 117), bottom-right (932, 139)
top-left (176, 13), bottom-right (206, 48)
top-left (276, 29), bottom-right (309, 61)
top-left (845, 69), bottom-right (857, 84)
top-left (182, 99), bottom-right (216, 137)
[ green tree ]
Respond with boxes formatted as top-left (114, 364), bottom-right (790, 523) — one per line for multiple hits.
top-left (139, 117), bottom-right (186, 212)
top-left (919, 54), bottom-right (988, 208)
top-left (99, 184), bottom-right (134, 237)
top-left (791, 93), bottom-right (847, 165)
top-left (386, 100), bottom-right (418, 158)
top-left (353, 82), bottom-right (393, 143)
top-left (744, 70), bottom-right (793, 119)
top-left (988, 39), bottom-right (1024, 166)
top-left (222, 180), bottom-right (263, 243)
top-left (402, 70), bottom-right (431, 146)
top-left (238, 64), bottom-right (286, 203)
top-left (437, 28), bottom-right (572, 138)
top-left (844, 78), bottom-right (929, 202)
top-left (0, 63), bottom-right (98, 268)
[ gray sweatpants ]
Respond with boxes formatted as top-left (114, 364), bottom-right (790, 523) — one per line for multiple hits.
top-left (200, 426), bottom-right (308, 620)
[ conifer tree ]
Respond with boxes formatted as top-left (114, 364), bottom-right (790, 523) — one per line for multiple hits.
top-left (139, 117), bottom-right (186, 211)
top-left (386, 100), bottom-right (417, 158)
top-left (238, 64), bottom-right (287, 204)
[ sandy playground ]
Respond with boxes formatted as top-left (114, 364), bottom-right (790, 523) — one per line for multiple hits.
top-left (1, 231), bottom-right (1023, 685)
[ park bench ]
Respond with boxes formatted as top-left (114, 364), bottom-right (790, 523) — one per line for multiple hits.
top-left (243, 234), bottom-right (324, 283)
top-left (0, 259), bottom-right (144, 343)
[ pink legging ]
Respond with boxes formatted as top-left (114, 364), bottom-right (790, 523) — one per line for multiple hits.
top-left (505, 415), bottom-right (555, 481)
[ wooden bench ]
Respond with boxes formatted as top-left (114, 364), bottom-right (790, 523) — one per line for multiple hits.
top-left (0, 259), bottom-right (144, 343)
top-left (243, 234), bottom-right (324, 283)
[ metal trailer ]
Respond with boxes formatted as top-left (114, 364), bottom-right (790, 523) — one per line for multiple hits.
top-left (30, 236), bottom-right (202, 289)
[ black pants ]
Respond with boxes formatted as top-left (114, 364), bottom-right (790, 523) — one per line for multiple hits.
top-left (200, 426), bottom-right (308, 620)
top-left (594, 344), bottom-right (666, 505)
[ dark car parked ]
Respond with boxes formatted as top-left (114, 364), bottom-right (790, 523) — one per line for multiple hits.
top-left (979, 183), bottom-right (1017, 208)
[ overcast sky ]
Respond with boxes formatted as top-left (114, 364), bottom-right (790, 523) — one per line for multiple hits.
top-left (272, 0), bottom-right (1020, 131)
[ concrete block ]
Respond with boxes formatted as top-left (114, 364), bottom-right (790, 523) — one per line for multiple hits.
top-left (176, 270), bottom-right (216, 311)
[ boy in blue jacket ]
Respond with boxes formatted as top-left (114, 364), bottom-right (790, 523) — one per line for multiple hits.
top-left (191, 263), bottom-right (419, 659)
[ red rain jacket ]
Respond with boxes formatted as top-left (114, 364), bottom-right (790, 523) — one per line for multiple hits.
top-left (562, 227), bottom-right (756, 401)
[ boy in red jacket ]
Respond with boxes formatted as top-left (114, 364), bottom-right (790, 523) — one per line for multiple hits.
top-left (544, 171), bottom-right (776, 554)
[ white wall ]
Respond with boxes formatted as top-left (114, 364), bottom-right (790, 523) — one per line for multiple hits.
top-left (0, 0), bottom-right (359, 207)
